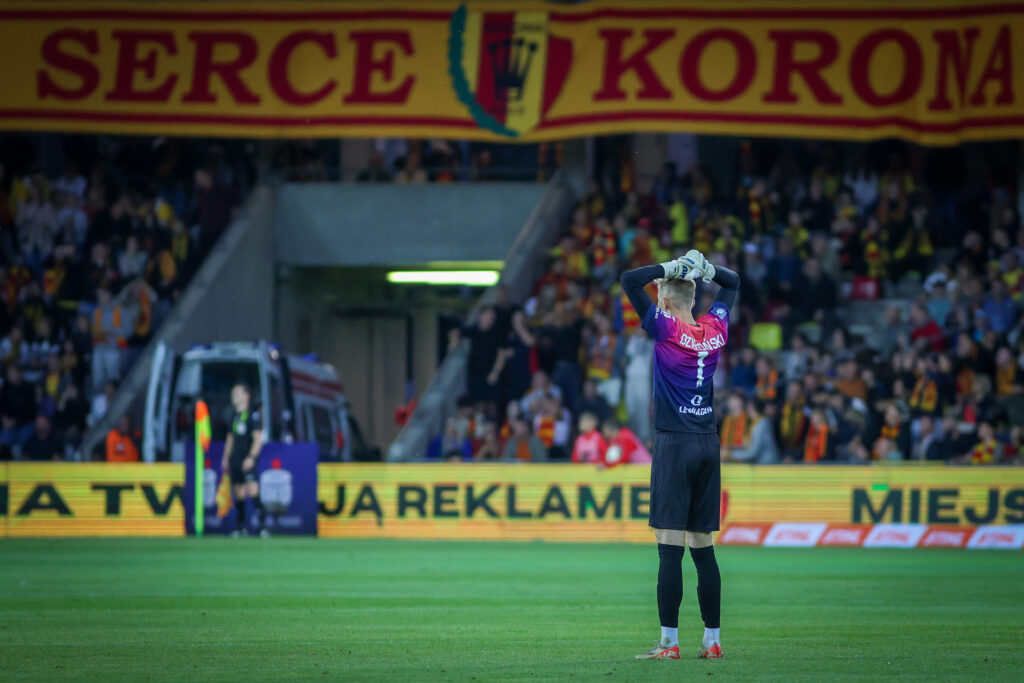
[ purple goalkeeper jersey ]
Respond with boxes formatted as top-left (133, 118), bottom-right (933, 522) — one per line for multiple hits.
top-left (641, 301), bottom-right (730, 434)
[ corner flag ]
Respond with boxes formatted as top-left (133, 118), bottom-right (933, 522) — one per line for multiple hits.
top-left (195, 400), bottom-right (212, 536)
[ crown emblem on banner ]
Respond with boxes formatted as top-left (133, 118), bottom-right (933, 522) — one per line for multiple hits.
top-left (487, 37), bottom-right (538, 103)
top-left (448, 4), bottom-right (572, 137)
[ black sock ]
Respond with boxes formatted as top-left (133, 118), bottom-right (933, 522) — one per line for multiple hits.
top-left (234, 497), bottom-right (247, 530)
top-left (657, 543), bottom-right (685, 628)
top-left (252, 495), bottom-right (265, 529)
top-left (690, 545), bottom-right (721, 629)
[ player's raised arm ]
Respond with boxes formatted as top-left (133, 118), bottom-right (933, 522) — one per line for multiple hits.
top-left (619, 258), bottom-right (693, 318)
top-left (709, 264), bottom-right (740, 312)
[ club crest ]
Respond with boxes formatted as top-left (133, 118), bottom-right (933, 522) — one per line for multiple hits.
top-left (448, 4), bottom-right (572, 137)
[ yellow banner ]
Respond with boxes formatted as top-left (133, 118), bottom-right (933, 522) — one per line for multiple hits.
top-left (0, 463), bottom-right (184, 537)
top-left (2, 463), bottom-right (1022, 538)
top-left (0, 1), bottom-right (1020, 144)
top-left (317, 464), bottom-right (1024, 542)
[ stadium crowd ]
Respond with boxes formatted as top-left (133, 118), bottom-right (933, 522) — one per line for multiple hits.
top-left (442, 140), bottom-right (1024, 466)
top-left (0, 136), bottom-right (245, 461)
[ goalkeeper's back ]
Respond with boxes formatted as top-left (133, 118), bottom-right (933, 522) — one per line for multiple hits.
top-left (620, 260), bottom-right (740, 436)
top-left (642, 301), bottom-right (729, 434)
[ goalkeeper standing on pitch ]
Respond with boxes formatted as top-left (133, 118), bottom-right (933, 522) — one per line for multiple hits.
top-left (621, 250), bottom-right (739, 661)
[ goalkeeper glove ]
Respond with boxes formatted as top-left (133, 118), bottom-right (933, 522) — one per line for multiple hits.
top-left (682, 249), bottom-right (716, 283)
top-left (660, 259), bottom-right (699, 281)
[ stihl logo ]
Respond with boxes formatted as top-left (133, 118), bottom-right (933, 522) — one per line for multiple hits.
top-left (921, 531), bottom-right (967, 547)
top-left (721, 527), bottom-right (763, 543)
top-left (877, 530), bottom-right (911, 543)
top-left (967, 526), bottom-right (1024, 549)
top-left (820, 528), bottom-right (864, 545)
top-left (764, 523), bottom-right (826, 546)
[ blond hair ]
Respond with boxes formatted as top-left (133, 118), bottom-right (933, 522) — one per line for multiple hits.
top-left (658, 278), bottom-right (695, 313)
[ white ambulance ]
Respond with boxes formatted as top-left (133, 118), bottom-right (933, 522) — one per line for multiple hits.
top-left (143, 340), bottom-right (376, 463)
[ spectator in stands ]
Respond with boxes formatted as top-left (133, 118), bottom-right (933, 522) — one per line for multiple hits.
top-left (981, 280), bottom-right (1018, 334)
top-left (88, 380), bottom-right (117, 429)
top-left (778, 381), bottom-right (807, 461)
top-left (601, 418), bottom-right (651, 466)
top-left (532, 394), bottom-right (571, 460)
top-left (55, 381), bottom-right (86, 457)
top-left (890, 204), bottom-right (934, 281)
top-left (520, 371), bottom-right (561, 420)
top-left (965, 422), bottom-right (1011, 464)
top-left (874, 404), bottom-right (911, 460)
top-left (16, 184), bottom-right (55, 275)
top-left (105, 415), bottom-right (139, 462)
top-left (0, 364), bottom-right (36, 449)
top-left (799, 178), bottom-right (834, 232)
top-left (909, 304), bottom-right (946, 353)
top-left (55, 190), bottom-right (88, 248)
top-left (22, 414), bottom-right (63, 461)
top-left (502, 418), bottom-right (546, 462)
top-left (194, 163), bottom-right (241, 248)
top-left (54, 160), bottom-right (86, 200)
top-left (793, 258), bottom-right (838, 331)
top-left (623, 328), bottom-right (653, 442)
top-left (428, 417), bottom-right (473, 461)
top-left (0, 324), bottom-right (28, 365)
top-left (456, 307), bottom-right (504, 405)
top-left (803, 407), bottom-right (833, 462)
top-left (730, 347), bottom-right (757, 394)
top-left (473, 421), bottom-right (501, 461)
top-left (835, 359), bottom-right (868, 401)
top-left (571, 412), bottom-right (606, 464)
top-left (117, 236), bottom-right (147, 280)
top-left (577, 378), bottom-right (612, 425)
top-left (911, 415), bottom-right (942, 461)
top-left (90, 287), bottom-right (131, 392)
top-left (753, 356), bottom-right (779, 402)
top-left (719, 393), bottom-right (750, 460)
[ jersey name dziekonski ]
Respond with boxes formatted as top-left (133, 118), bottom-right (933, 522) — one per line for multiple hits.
top-left (642, 302), bottom-right (729, 434)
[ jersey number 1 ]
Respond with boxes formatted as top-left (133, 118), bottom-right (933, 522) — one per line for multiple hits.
top-left (696, 351), bottom-right (708, 388)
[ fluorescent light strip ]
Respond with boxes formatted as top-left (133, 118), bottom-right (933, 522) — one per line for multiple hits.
top-left (386, 270), bottom-right (500, 286)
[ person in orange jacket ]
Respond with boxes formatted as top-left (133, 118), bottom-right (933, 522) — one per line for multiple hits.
top-left (105, 415), bottom-right (139, 462)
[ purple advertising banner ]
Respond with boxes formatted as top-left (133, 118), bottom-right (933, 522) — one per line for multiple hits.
top-left (184, 441), bottom-right (318, 536)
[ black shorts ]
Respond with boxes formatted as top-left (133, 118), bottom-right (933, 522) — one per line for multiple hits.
top-left (649, 430), bottom-right (721, 532)
top-left (228, 457), bottom-right (258, 485)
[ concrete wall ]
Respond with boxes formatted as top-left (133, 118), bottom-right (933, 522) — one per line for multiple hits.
top-left (275, 183), bottom-right (547, 266)
top-left (274, 267), bottom-right (472, 450)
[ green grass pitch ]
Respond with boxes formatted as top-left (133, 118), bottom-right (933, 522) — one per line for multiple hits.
top-left (1, 538), bottom-right (1022, 681)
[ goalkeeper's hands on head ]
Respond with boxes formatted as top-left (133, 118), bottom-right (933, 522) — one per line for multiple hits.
top-left (660, 257), bottom-right (701, 281)
top-left (662, 249), bottom-right (715, 283)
